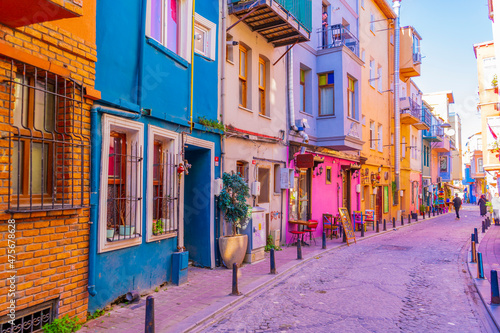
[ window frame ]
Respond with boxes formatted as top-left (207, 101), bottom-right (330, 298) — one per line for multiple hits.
top-left (239, 45), bottom-right (248, 108)
top-left (99, 114), bottom-right (144, 253)
top-left (318, 72), bottom-right (335, 116)
top-left (378, 124), bottom-right (383, 152)
top-left (370, 121), bottom-right (375, 149)
top-left (236, 160), bottom-right (249, 183)
top-left (369, 60), bottom-right (375, 88)
top-left (300, 68), bottom-right (306, 113)
top-left (347, 76), bottom-right (356, 118)
top-left (146, 125), bottom-right (181, 243)
top-left (377, 66), bottom-right (383, 92)
top-left (258, 57), bottom-right (266, 115)
top-left (194, 13), bottom-right (216, 60)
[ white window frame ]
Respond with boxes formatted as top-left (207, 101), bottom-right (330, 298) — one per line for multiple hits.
top-left (370, 13), bottom-right (375, 32)
top-left (146, 125), bottom-right (181, 242)
top-left (99, 114), bottom-right (144, 253)
top-left (402, 136), bottom-right (406, 158)
top-left (369, 60), bottom-right (375, 87)
top-left (146, 0), bottom-right (194, 61)
top-left (194, 13), bottom-right (216, 60)
top-left (478, 158), bottom-right (484, 172)
top-left (370, 121), bottom-right (375, 149)
top-left (377, 66), bottom-right (383, 92)
top-left (378, 124), bottom-right (383, 152)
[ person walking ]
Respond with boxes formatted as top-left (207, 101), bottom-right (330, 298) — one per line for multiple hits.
top-left (478, 195), bottom-right (488, 217)
top-left (453, 193), bottom-right (462, 219)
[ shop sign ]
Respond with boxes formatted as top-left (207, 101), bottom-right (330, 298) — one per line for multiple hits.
top-left (296, 154), bottom-right (314, 169)
top-left (361, 168), bottom-right (370, 184)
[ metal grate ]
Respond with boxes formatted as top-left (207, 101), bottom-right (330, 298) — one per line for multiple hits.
top-left (0, 299), bottom-right (57, 333)
top-left (106, 140), bottom-right (143, 242)
top-left (152, 152), bottom-right (179, 236)
top-left (2, 57), bottom-right (90, 212)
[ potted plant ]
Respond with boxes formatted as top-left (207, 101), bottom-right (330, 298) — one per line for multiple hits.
top-left (218, 172), bottom-right (251, 268)
top-left (152, 219), bottom-right (164, 235)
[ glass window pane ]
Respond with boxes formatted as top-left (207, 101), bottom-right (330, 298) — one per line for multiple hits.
top-left (34, 80), bottom-right (55, 133)
top-left (13, 74), bottom-right (28, 128)
top-left (11, 140), bottom-right (23, 194)
top-left (239, 80), bottom-right (244, 106)
top-left (31, 142), bottom-right (49, 194)
top-left (194, 26), bottom-right (206, 55)
top-left (300, 85), bottom-right (304, 111)
top-left (240, 50), bottom-right (246, 77)
top-left (166, 0), bottom-right (178, 53)
top-left (320, 86), bottom-right (334, 115)
top-left (300, 69), bottom-right (305, 83)
top-left (150, 0), bottom-right (163, 42)
top-left (259, 62), bottom-right (264, 87)
top-left (319, 74), bottom-right (326, 86)
top-left (327, 73), bottom-right (334, 84)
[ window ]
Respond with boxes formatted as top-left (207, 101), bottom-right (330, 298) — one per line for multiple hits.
top-left (377, 66), bottom-right (383, 92)
top-left (99, 115), bottom-right (144, 252)
top-left (369, 60), bottom-right (375, 87)
top-left (478, 158), bottom-right (484, 172)
top-left (300, 69), bottom-right (306, 113)
top-left (149, 0), bottom-right (179, 53)
top-left (259, 57), bottom-right (266, 115)
top-left (483, 57), bottom-right (497, 88)
top-left (273, 164), bottom-right (281, 194)
top-left (370, 13), bottom-right (375, 32)
top-left (236, 160), bottom-right (249, 182)
top-left (289, 169), bottom-right (311, 221)
top-left (347, 76), bottom-right (356, 118)
top-left (239, 45), bottom-right (247, 108)
top-left (194, 14), bottom-right (216, 60)
top-left (370, 121), bottom-right (375, 149)
top-left (226, 34), bottom-right (234, 62)
top-left (361, 0), bottom-right (365, 8)
top-left (318, 72), bottom-right (334, 116)
top-left (326, 167), bottom-right (332, 184)
top-left (8, 63), bottom-right (89, 212)
top-left (146, 126), bottom-right (180, 242)
top-left (258, 167), bottom-right (270, 204)
top-left (402, 136), bottom-right (406, 158)
top-left (378, 125), bottom-right (383, 152)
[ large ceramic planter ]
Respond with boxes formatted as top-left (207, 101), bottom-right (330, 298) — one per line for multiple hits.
top-left (218, 234), bottom-right (248, 268)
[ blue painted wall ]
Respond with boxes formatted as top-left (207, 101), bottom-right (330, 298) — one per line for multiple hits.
top-left (90, 0), bottom-right (221, 311)
top-left (439, 152), bottom-right (452, 182)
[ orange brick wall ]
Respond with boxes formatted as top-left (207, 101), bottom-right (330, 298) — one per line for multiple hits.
top-left (0, 18), bottom-right (95, 322)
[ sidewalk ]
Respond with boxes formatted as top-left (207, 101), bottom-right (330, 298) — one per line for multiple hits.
top-left (80, 213), bottom-right (439, 333)
top-left (468, 212), bottom-right (500, 330)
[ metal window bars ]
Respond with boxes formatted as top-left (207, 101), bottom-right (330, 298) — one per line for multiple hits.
top-left (152, 152), bottom-right (179, 236)
top-left (0, 298), bottom-right (57, 333)
top-left (2, 57), bottom-right (90, 212)
top-left (317, 24), bottom-right (359, 56)
top-left (106, 140), bottom-right (143, 242)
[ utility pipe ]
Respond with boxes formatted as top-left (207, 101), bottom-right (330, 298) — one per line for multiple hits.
top-left (286, 47), bottom-right (309, 143)
top-left (88, 105), bottom-right (141, 297)
top-left (137, 0), bottom-right (148, 106)
top-left (189, 0), bottom-right (196, 133)
top-left (393, 0), bottom-right (401, 206)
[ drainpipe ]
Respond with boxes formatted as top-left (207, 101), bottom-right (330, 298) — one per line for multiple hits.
top-left (220, 0), bottom-right (226, 175)
top-left (88, 105), bottom-right (141, 297)
top-left (189, 0), bottom-right (196, 133)
top-left (393, 0), bottom-right (401, 206)
top-left (286, 47), bottom-right (309, 143)
top-left (138, 0), bottom-right (148, 106)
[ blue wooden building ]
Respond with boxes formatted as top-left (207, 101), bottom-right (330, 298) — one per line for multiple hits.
top-left (88, 0), bottom-right (221, 311)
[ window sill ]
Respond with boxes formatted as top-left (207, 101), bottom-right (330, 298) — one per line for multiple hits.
top-left (146, 37), bottom-right (189, 68)
top-left (299, 110), bottom-right (313, 118)
top-left (238, 106), bottom-right (253, 113)
top-left (147, 231), bottom-right (177, 243)
top-left (100, 236), bottom-right (142, 253)
top-left (226, 59), bottom-right (234, 65)
top-left (195, 52), bottom-right (215, 62)
top-left (317, 115), bottom-right (336, 119)
top-left (259, 113), bottom-right (271, 120)
top-left (347, 117), bottom-right (359, 123)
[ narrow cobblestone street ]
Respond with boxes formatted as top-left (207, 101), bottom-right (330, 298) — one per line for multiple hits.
top-left (198, 206), bottom-right (496, 333)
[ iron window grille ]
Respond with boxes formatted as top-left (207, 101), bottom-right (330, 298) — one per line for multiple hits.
top-left (3, 57), bottom-right (90, 212)
top-left (106, 134), bottom-right (143, 241)
top-left (0, 298), bottom-right (58, 333)
top-left (152, 145), bottom-right (179, 236)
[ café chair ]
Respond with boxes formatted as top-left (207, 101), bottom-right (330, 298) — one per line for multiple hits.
top-left (304, 220), bottom-right (318, 245)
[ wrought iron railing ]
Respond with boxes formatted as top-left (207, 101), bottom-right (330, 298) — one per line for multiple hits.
top-left (275, 0), bottom-right (312, 32)
top-left (421, 106), bottom-right (432, 127)
top-left (317, 24), bottom-right (359, 55)
top-left (400, 97), bottom-right (421, 119)
top-left (3, 57), bottom-right (90, 212)
top-left (413, 52), bottom-right (422, 64)
top-left (152, 152), bottom-right (179, 236)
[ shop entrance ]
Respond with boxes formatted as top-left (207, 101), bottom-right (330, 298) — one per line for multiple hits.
top-left (376, 186), bottom-right (382, 222)
top-left (342, 169), bottom-right (351, 214)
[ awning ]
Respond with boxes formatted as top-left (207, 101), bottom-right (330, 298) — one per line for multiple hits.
top-left (444, 183), bottom-right (462, 190)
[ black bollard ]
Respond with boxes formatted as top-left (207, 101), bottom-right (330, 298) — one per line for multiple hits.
top-left (361, 223), bottom-right (365, 237)
top-left (433, 208), bottom-right (435, 217)
top-left (145, 296), bottom-right (155, 333)
top-left (416, 212), bottom-right (418, 222)
top-left (474, 228), bottom-right (479, 244)
top-left (322, 232), bottom-right (327, 249)
top-left (428, 209), bottom-right (431, 218)
top-left (401, 214), bottom-right (404, 226)
top-left (482, 221), bottom-right (486, 234)
top-left (297, 240), bottom-right (303, 260)
top-left (270, 248), bottom-right (277, 274)
top-left (408, 214), bottom-right (411, 224)
top-left (422, 211), bottom-right (425, 220)
top-left (477, 252), bottom-right (485, 279)
top-left (232, 263), bottom-right (242, 296)
top-left (392, 217), bottom-right (396, 228)
top-left (492, 270), bottom-right (500, 304)
top-left (376, 220), bottom-right (379, 233)
top-left (383, 219), bottom-right (387, 231)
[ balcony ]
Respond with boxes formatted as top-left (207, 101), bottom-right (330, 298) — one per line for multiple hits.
top-left (400, 97), bottom-right (420, 125)
top-left (433, 136), bottom-right (450, 152)
top-left (0, 0), bottom-right (82, 27)
top-left (317, 24), bottom-right (359, 56)
top-left (228, 0), bottom-right (311, 47)
top-left (399, 26), bottom-right (421, 78)
top-left (423, 125), bottom-right (443, 142)
top-left (414, 105), bottom-right (431, 130)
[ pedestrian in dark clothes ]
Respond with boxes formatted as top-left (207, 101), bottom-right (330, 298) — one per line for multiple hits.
top-left (478, 195), bottom-right (488, 217)
top-left (453, 193), bottom-right (462, 219)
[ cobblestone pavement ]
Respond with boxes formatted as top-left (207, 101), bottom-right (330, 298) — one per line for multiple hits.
top-left (199, 206), bottom-right (496, 333)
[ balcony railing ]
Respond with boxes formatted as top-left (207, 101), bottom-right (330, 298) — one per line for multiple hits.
top-left (317, 24), bottom-right (359, 56)
top-left (421, 106), bottom-right (432, 127)
top-left (275, 0), bottom-right (312, 32)
top-left (400, 97), bottom-right (421, 119)
top-left (413, 52), bottom-right (422, 64)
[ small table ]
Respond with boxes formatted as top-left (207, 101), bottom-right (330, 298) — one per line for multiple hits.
top-left (288, 220), bottom-right (314, 246)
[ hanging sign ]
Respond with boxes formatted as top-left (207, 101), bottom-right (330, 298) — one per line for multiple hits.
top-left (296, 154), bottom-right (314, 169)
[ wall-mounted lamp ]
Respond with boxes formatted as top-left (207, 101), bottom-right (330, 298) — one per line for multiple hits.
top-left (400, 190), bottom-right (404, 197)
top-left (316, 166), bottom-right (324, 176)
top-left (378, 166), bottom-right (382, 173)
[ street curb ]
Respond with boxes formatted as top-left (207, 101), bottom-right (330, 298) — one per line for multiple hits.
top-left (177, 212), bottom-right (446, 333)
top-left (466, 225), bottom-right (500, 331)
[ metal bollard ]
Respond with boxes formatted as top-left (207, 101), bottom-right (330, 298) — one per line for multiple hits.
top-left (297, 240), bottom-right (303, 260)
top-left (145, 296), bottom-right (155, 333)
top-left (482, 221), bottom-right (486, 234)
top-left (401, 214), bottom-right (404, 226)
top-left (408, 214), bottom-right (411, 224)
top-left (361, 223), bottom-right (364, 237)
top-left (376, 220), bottom-right (379, 233)
top-left (270, 248), bottom-right (277, 274)
top-left (433, 209), bottom-right (435, 217)
top-left (383, 219), bottom-right (387, 231)
top-left (231, 263), bottom-right (242, 296)
top-left (492, 270), bottom-right (500, 304)
top-left (416, 212), bottom-right (418, 222)
top-left (474, 228), bottom-right (479, 244)
top-left (477, 252), bottom-right (485, 279)
top-left (392, 217), bottom-right (396, 228)
top-left (428, 209), bottom-right (431, 218)
top-left (322, 232), bottom-right (327, 249)
top-left (422, 211), bottom-right (425, 220)
top-left (471, 234), bottom-right (477, 263)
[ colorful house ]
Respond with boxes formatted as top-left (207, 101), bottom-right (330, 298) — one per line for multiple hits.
top-left (0, 0), bottom-right (96, 326)
top-left (88, 0), bottom-right (221, 312)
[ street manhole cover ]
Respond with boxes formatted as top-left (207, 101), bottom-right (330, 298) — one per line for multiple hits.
top-left (377, 245), bottom-right (412, 251)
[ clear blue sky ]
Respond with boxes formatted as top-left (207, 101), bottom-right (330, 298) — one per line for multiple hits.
top-left (398, 0), bottom-right (493, 147)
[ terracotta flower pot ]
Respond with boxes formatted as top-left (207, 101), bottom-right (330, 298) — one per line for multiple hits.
top-left (218, 234), bottom-right (248, 268)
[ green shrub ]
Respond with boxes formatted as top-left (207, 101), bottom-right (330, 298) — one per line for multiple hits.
top-left (43, 315), bottom-right (81, 333)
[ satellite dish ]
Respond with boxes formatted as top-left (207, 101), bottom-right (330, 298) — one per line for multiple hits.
top-left (445, 128), bottom-right (455, 136)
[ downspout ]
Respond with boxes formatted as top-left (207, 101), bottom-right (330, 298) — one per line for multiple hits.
top-left (220, 0), bottom-right (227, 241)
top-left (189, 0), bottom-right (196, 133)
top-left (287, 47), bottom-right (309, 143)
top-left (393, 0), bottom-right (401, 206)
top-left (138, 0), bottom-right (148, 106)
top-left (88, 105), bottom-right (141, 297)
